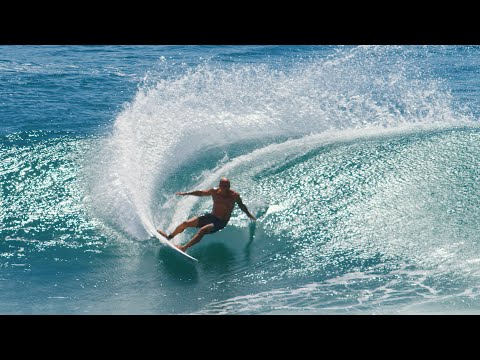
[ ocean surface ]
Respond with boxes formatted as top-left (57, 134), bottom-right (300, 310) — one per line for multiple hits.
top-left (1, 45), bottom-right (480, 314)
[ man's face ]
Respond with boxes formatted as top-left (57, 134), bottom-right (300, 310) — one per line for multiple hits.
top-left (219, 180), bottom-right (230, 191)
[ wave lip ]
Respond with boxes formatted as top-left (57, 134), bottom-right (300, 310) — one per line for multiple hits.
top-left (87, 46), bottom-right (475, 240)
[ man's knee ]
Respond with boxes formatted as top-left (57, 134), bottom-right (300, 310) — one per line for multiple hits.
top-left (200, 224), bottom-right (214, 234)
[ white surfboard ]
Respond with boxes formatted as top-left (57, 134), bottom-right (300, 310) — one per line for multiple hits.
top-left (148, 228), bottom-right (198, 262)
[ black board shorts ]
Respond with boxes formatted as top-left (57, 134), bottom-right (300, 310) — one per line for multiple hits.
top-left (197, 213), bottom-right (229, 233)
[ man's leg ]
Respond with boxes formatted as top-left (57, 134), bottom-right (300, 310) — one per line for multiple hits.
top-left (177, 224), bottom-right (214, 252)
top-left (157, 217), bottom-right (199, 240)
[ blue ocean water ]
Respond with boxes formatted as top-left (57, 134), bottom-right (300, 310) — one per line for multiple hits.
top-left (1, 45), bottom-right (480, 314)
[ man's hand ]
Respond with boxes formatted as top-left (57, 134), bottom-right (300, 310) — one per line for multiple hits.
top-left (175, 192), bottom-right (186, 196)
top-left (250, 215), bottom-right (257, 221)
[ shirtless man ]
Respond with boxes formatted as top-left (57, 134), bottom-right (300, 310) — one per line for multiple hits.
top-left (157, 177), bottom-right (256, 253)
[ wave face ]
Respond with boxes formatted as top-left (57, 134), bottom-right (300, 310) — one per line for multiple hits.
top-left (1, 46), bottom-right (480, 314)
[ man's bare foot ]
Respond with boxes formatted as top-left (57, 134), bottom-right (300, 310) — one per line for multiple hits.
top-left (175, 244), bottom-right (187, 253)
top-left (157, 229), bottom-right (173, 240)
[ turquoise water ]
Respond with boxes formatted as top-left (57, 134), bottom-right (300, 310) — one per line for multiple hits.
top-left (1, 45), bottom-right (480, 314)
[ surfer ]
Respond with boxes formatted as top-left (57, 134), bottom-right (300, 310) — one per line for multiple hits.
top-left (157, 177), bottom-right (256, 253)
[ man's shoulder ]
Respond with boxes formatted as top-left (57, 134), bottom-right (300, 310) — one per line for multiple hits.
top-left (211, 187), bottom-right (224, 195)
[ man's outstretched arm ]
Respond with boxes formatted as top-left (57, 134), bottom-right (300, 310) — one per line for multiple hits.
top-left (176, 188), bottom-right (214, 196)
top-left (236, 196), bottom-right (256, 221)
